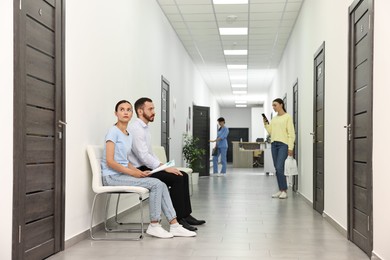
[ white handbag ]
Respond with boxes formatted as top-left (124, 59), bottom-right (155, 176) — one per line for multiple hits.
top-left (284, 156), bottom-right (298, 176)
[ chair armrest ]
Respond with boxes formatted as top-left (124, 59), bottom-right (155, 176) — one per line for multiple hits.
top-left (176, 167), bottom-right (193, 174)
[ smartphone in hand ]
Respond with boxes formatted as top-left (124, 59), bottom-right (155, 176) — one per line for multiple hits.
top-left (262, 113), bottom-right (269, 123)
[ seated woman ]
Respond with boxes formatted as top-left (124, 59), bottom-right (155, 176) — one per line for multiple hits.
top-left (101, 100), bottom-right (196, 238)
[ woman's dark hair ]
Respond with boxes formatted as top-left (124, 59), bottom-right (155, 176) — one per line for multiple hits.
top-left (134, 97), bottom-right (153, 117)
top-left (273, 98), bottom-right (286, 112)
top-left (217, 117), bottom-right (225, 123)
top-left (115, 100), bottom-right (131, 112)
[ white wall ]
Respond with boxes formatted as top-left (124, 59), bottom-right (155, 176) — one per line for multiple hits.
top-left (271, 0), bottom-right (390, 258)
top-left (251, 107), bottom-right (265, 141)
top-left (219, 107), bottom-right (252, 140)
top-left (65, 0), bottom-right (218, 240)
top-left (268, 0), bottom-right (352, 228)
top-left (0, 0), bottom-right (13, 259)
top-left (373, 1), bottom-right (390, 258)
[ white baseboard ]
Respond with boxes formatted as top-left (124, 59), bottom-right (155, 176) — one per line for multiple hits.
top-left (322, 211), bottom-right (348, 238)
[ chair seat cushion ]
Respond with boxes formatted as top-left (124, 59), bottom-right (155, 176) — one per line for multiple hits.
top-left (94, 185), bottom-right (149, 194)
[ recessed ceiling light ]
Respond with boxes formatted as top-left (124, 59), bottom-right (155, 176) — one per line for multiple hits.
top-left (224, 50), bottom-right (247, 55)
top-left (213, 0), bottom-right (248, 4)
top-left (236, 104), bottom-right (247, 108)
top-left (227, 65), bottom-right (247, 69)
top-left (231, 84), bottom-right (247, 88)
top-left (233, 90), bottom-right (247, 95)
top-left (235, 100), bottom-right (247, 104)
top-left (219, 28), bottom-right (248, 35)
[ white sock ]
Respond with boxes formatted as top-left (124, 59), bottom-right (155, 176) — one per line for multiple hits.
top-left (151, 222), bottom-right (160, 227)
top-left (170, 223), bottom-right (180, 228)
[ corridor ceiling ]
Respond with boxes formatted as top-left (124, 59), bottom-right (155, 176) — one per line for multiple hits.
top-left (156, 0), bottom-right (304, 107)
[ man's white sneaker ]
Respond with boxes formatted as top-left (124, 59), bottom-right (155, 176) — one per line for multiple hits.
top-left (146, 224), bottom-right (173, 239)
top-left (279, 191), bottom-right (288, 199)
top-left (170, 224), bottom-right (197, 237)
top-left (272, 191), bottom-right (282, 198)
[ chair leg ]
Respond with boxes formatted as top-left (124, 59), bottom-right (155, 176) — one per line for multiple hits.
top-left (103, 193), bottom-right (147, 234)
top-left (90, 193), bottom-right (144, 241)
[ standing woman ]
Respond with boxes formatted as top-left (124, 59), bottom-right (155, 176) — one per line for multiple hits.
top-left (101, 100), bottom-right (196, 238)
top-left (209, 117), bottom-right (229, 176)
top-left (263, 98), bottom-right (295, 199)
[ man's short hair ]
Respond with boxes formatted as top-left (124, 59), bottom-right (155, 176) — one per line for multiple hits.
top-left (217, 117), bottom-right (225, 123)
top-left (134, 97), bottom-right (153, 117)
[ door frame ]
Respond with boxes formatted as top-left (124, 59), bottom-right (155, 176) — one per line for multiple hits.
top-left (12, 0), bottom-right (66, 257)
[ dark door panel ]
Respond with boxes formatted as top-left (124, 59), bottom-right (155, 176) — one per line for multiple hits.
top-left (313, 42), bottom-right (325, 214)
top-left (13, 0), bottom-right (65, 258)
top-left (161, 76), bottom-right (170, 159)
top-left (348, 0), bottom-right (373, 256)
top-left (193, 105), bottom-right (210, 176)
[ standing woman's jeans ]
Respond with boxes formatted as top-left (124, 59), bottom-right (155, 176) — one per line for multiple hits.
top-left (213, 147), bottom-right (228, 174)
top-left (271, 141), bottom-right (288, 190)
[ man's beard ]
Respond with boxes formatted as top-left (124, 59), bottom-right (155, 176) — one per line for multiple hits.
top-left (145, 114), bottom-right (155, 122)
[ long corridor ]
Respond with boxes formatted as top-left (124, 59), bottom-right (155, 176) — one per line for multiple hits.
top-left (49, 167), bottom-right (368, 260)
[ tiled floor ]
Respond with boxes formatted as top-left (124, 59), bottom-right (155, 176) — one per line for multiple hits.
top-left (48, 166), bottom-right (368, 260)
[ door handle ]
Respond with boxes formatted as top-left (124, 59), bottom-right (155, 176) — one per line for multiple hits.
top-left (344, 124), bottom-right (351, 141)
top-left (58, 120), bottom-right (67, 128)
top-left (310, 132), bottom-right (315, 143)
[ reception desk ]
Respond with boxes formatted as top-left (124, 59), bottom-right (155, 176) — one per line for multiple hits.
top-left (232, 141), bottom-right (265, 168)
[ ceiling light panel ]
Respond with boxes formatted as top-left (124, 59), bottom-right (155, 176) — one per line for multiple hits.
top-left (219, 27), bottom-right (248, 35)
top-left (175, 0), bottom-right (211, 4)
top-left (224, 50), bottom-right (247, 55)
top-left (213, 0), bottom-right (248, 4)
top-left (227, 64), bottom-right (247, 69)
top-left (232, 84), bottom-right (247, 88)
top-left (235, 104), bottom-right (247, 107)
top-left (233, 90), bottom-right (247, 94)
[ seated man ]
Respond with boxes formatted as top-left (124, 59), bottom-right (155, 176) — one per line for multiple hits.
top-left (128, 97), bottom-right (205, 231)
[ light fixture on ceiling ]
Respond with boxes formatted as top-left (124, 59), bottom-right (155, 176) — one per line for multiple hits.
top-left (236, 104), bottom-right (247, 108)
top-left (227, 64), bottom-right (247, 69)
top-left (235, 100), bottom-right (247, 104)
top-left (219, 27), bottom-right (248, 35)
top-left (233, 90), bottom-right (247, 95)
top-left (213, 0), bottom-right (248, 4)
top-left (224, 50), bottom-right (247, 55)
top-left (231, 84), bottom-right (247, 88)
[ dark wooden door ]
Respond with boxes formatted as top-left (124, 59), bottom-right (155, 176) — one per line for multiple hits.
top-left (292, 80), bottom-right (299, 192)
top-left (313, 42), bottom-right (325, 214)
top-left (161, 76), bottom-right (170, 160)
top-left (226, 128), bottom-right (249, 163)
top-left (347, 0), bottom-right (373, 256)
top-left (13, 0), bottom-right (65, 259)
top-left (192, 105), bottom-right (210, 176)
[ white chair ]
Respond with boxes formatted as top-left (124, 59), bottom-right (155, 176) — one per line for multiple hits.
top-left (152, 146), bottom-right (194, 195)
top-left (87, 145), bottom-right (149, 240)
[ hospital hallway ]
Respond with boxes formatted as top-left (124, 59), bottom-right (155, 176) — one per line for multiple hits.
top-left (48, 166), bottom-right (368, 260)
